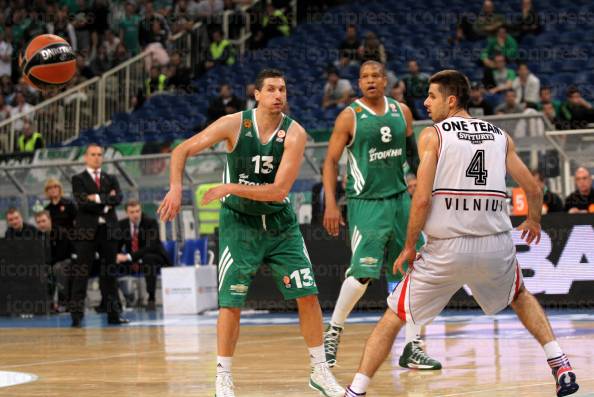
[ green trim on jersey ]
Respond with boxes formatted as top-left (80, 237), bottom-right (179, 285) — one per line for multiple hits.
top-left (222, 109), bottom-right (294, 215)
top-left (346, 96), bottom-right (408, 199)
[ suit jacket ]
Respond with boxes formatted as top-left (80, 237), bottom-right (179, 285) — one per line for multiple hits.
top-left (117, 215), bottom-right (172, 266)
top-left (4, 223), bottom-right (38, 239)
top-left (72, 170), bottom-right (123, 235)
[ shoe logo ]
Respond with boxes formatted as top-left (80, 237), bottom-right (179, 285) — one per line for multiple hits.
top-left (217, 363), bottom-right (223, 368)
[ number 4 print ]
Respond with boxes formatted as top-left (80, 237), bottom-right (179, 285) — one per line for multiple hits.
top-left (465, 150), bottom-right (488, 185)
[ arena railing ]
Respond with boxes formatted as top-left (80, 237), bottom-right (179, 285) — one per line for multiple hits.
top-left (0, 77), bottom-right (100, 153)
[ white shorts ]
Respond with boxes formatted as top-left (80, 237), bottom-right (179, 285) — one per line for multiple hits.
top-left (387, 232), bottom-right (523, 325)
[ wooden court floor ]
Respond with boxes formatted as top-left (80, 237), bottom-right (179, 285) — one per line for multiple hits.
top-left (0, 312), bottom-right (593, 396)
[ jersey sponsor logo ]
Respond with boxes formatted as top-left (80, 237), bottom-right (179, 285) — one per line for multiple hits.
top-left (368, 147), bottom-right (402, 162)
top-left (229, 284), bottom-right (249, 295)
top-left (238, 173), bottom-right (265, 186)
top-left (457, 131), bottom-right (495, 144)
top-left (243, 119), bottom-right (252, 129)
top-left (360, 257), bottom-right (379, 266)
top-left (444, 197), bottom-right (506, 212)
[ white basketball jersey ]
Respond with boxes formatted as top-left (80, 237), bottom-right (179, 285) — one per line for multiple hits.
top-left (424, 116), bottom-right (512, 239)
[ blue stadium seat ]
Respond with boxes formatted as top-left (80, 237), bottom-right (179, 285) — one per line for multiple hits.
top-left (179, 238), bottom-right (210, 266)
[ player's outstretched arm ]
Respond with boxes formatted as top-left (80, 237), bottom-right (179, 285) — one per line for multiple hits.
top-left (506, 134), bottom-right (543, 245)
top-left (323, 107), bottom-right (353, 236)
top-left (201, 122), bottom-right (307, 205)
top-left (158, 113), bottom-right (240, 221)
top-left (393, 126), bottom-right (438, 275)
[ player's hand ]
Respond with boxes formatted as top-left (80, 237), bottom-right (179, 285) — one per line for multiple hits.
top-left (157, 186), bottom-right (182, 222)
top-left (516, 220), bottom-right (541, 245)
top-left (116, 253), bottom-right (128, 264)
top-left (201, 184), bottom-right (228, 206)
top-left (393, 245), bottom-right (417, 276)
top-left (323, 204), bottom-right (345, 237)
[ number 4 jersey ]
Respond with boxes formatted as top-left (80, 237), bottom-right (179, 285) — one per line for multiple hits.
top-left (222, 109), bottom-right (294, 215)
top-left (424, 116), bottom-right (512, 239)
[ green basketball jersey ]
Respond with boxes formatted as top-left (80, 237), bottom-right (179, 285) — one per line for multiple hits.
top-left (346, 96), bottom-right (408, 199)
top-left (222, 109), bottom-right (294, 215)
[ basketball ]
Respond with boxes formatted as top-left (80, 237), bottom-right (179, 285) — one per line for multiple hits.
top-left (20, 34), bottom-right (76, 91)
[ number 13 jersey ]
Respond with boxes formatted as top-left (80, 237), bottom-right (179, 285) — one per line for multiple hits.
top-left (424, 116), bottom-right (512, 239)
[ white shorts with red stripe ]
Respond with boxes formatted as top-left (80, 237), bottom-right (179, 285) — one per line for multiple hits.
top-left (387, 232), bottom-right (523, 325)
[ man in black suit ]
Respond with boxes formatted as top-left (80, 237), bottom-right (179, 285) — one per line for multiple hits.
top-left (4, 207), bottom-right (38, 239)
top-left (116, 199), bottom-right (172, 310)
top-left (70, 143), bottom-right (127, 327)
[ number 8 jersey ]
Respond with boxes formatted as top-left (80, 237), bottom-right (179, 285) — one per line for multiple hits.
top-left (424, 116), bottom-right (513, 239)
top-left (345, 96), bottom-right (408, 199)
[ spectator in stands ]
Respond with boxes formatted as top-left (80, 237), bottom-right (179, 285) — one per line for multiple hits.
top-left (44, 178), bottom-right (77, 231)
top-left (537, 86), bottom-right (561, 115)
top-left (358, 31), bottom-right (386, 64)
top-left (10, 91), bottom-right (34, 131)
top-left (102, 29), bottom-right (120, 61)
top-left (261, 2), bottom-right (290, 40)
top-left (47, 6), bottom-right (77, 51)
top-left (512, 0), bottom-right (541, 38)
top-left (207, 83), bottom-right (243, 123)
top-left (401, 59), bottom-right (430, 101)
top-left (560, 86), bottom-right (594, 129)
top-left (245, 83), bottom-right (257, 110)
top-left (119, 2), bottom-right (141, 56)
top-left (165, 51), bottom-right (191, 91)
top-left (17, 118), bottom-right (44, 153)
top-left (205, 30), bottom-right (235, 70)
top-left (145, 66), bottom-right (167, 97)
top-left (4, 207), bottom-right (37, 239)
top-left (196, 0), bottom-right (224, 20)
top-left (406, 173), bottom-right (417, 197)
top-left (142, 18), bottom-right (171, 71)
top-left (76, 53), bottom-right (95, 80)
top-left (91, 45), bottom-right (112, 76)
top-left (390, 83), bottom-right (405, 103)
top-left (322, 69), bottom-right (353, 110)
top-left (0, 30), bottom-right (12, 80)
top-left (512, 63), bottom-right (540, 109)
top-left (468, 82), bottom-right (494, 117)
top-left (542, 102), bottom-right (562, 130)
top-left (0, 94), bottom-right (11, 122)
top-left (0, 75), bottom-right (13, 100)
top-left (531, 169), bottom-right (563, 213)
top-left (171, 0), bottom-right (195, 36)
top-left (481, 27), bottom-right (518, 69)
top-left (90, 0), bottom-right (110, 46)
top-left (483, 54), bottom-right (516, 94)
top-left (113, 42), bottom-right (131, 66)
top-left (565, 167), bottom-right (594, 213)
top-left (336, 24), bottom-right (360, 68)
top-left (116, 199), bottom-right (172, 310)
top-left (73, 0), bottom-right (93, 56)
top-left (473, 0), bottom-right (505, 38)
top-left (34, 210), bottom-right (74, 312)
top-left (496, 90), bottom-right (525, 114)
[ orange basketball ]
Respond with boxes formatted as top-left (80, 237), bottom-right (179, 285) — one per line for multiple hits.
top-left (20, 34), bottom-right (76, 90)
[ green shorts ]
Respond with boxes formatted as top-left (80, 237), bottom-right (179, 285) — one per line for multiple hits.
top-left (347, 192), bottom-right (424, 282)
top-left (217, 205), bottom-right (318, 307)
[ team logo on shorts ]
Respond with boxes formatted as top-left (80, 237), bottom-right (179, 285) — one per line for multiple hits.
top-left (243, 119), bottom-right (252, 129)
top-left (230, 284), bottom-right (249, 295)
top-left (283, 276), bottom-right (291, 288)
top-left (360, 257), bottom-right (379, 266)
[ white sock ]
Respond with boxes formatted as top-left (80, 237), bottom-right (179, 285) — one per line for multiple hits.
top-left (330, 276), bottom-right (368, 328)
top-left (350, 373), bottom-right (370, 393)
top-left (216, 356), bottom-right (232, 374)
top-left (543, 341), bottom-right (564, 360)
top-left (405, 322), bottom-right (421, 345)
top-left (309, 344), bottom-right (326, 366)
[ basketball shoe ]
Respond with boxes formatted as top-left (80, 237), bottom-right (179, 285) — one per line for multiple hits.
top-left (324, 324), bottom-right (343, 367)
top-left (344, 386), bottom-right (366, 396)
top-left (215, 372), bottom-right (235, 397)
top-left (548, 355), bottom-right (579, 397)
top-left (309, 362), bottom-right (345, 397)
top-left (398, 339), bottom-right (442, 370)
